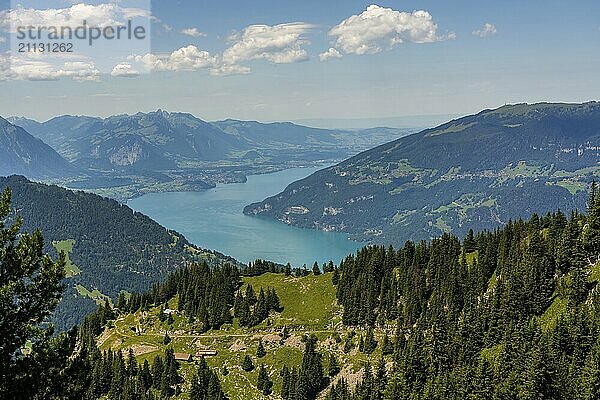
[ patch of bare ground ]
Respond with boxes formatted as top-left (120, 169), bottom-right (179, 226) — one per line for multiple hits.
top-left (127, 344), bottom-right (158, 356)
top-left (229, 339), bottom-right (247, 352)
top-left (284, 334), bottom-right (305, 351)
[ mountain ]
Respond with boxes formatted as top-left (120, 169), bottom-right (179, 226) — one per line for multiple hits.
top-left (213, 119), bottom-right (412, 159)
top-left (244, 102), bottom-right (600, 244)
top-left (14, 113), bottom-right (411, 170)
top-left (39, 194), bottom-right (600, 400)
top-left (10, 113), bottom-right (411, 200)
top-left (0, 117), bottom-right (71, 178)
top-left (12, 111), bottom-right (248, 171)
top-left (0, 175), bottom-right (237, 329)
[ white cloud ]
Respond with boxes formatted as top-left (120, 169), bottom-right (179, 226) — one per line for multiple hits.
top-left (2, 3), bottom-right (152, 31)
top-left (472, 23), bottom-right (497, 38)
top-left (209, 64), bottom-right (251, 76)
top-left (9, 59), bottom-right (100, 81)
top-left (0, 37), bottom-right (6, 44)
top-left (0, 53), bottom-right (11, 81)
top-left (319, 47), bottom-right (343, 61)
top-left (162, 24), bottom-right (173, 32)
top-left (127, 22), bottom-right (314, 77)
top-left (130, 45), bottom-right (218, 72)
top-left (111, 62), bottom-right (139, 78)
top-left (326, 5), bottom-right (453, 56)
top-left (180, 27), bottom-right (206, 38)
top-left (222, 22), bottom-right (313, 67)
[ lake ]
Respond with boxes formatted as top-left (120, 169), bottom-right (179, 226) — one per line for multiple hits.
top-left (128, 166), bottom-right (363, 267)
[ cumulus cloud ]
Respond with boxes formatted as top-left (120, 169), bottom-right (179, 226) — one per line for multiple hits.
top-left (9, 59), bottom-right (100, 81)
top-left (221, 22), bottom-right (313, 67)
top-left (319, 47), bottom-right (342, 61)
top-left (180, 27), bottom-right (206, 37)
top-left (130, 45), bottom-right (218, 72)
top-left (472, 23), bottom-right (497, 38)
top-left (111, 62), bottom-right (139, 77)
top-left (2, 3), bottom-right (152, 30)
top-left (326, 5), bottom-right (453, 56)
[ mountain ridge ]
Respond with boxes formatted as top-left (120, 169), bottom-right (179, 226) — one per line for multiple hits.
top-left (0, 117), bottom-right (72, 178)
top-left (244, 102), bottom-right (600, 244)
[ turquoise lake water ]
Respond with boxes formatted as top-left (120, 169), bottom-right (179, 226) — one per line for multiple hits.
top-left (128, 166), bottom-right (363, 267)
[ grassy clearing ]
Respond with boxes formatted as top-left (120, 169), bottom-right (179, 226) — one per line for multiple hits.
top-left (75, 284), bottom-right (112, 306)
top-left (539, 295), bottom-right (568, 333)
top-left (243, 273), bottom-right (339, 329)
top-left (53, 239), bottom-right (81, 277)
top-left (97, 272), bottom-right (390, 399)
top-left (480, 343), bottom-right (505, 370)
top-left (546, 179), bottom-right (588, 195)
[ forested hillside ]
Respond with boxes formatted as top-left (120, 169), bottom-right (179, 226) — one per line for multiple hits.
top-left (0, 175), bottom-right (236, 329)
top-left (86, 184), bottom-right (600, 399)
top-left (326, 186), bottom-right (600, 399)
top-left (8, 179), bottom-right (600, 399)
top-left (245, 102), bottom-right (600, 244)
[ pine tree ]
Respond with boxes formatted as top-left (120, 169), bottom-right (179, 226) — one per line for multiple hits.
top-left (242, 355), bottom-right (254, 372)
top-left (464, 229), bottom-right (477, 253)
top-left (257, 340), bottom-right (267, 358)
top-left (163, 332), bottom-right (172, 345)
top-left (382, 333), bottom-right (394, 356)
top-left (363, 328), bottom-right (377, 354)
top-left (257, 364), bottom-right (273, 395)
top-left (313, 262), bottom-right (321, 275)
top-left (328, 354), bottom-right (340, 377)
top-left (246, 284), bottom-right (257, 305)
top-left (332, 267), bottom-right (340, 286)
top-left (0, 188), bottom-right (67, 398)
top-left (281, 365), bottom-right (291, 399)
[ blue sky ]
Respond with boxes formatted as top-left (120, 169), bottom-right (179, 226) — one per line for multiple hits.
top-left (1, 0), bottom-right (599, 125)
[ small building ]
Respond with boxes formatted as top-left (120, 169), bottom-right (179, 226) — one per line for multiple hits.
top-left (174, 353), bottom-right (193, 362)
top-left (196, 349), bottom-right (218, 357)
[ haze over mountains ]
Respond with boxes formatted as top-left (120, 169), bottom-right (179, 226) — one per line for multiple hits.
top-left (6, 111), bottom-right (411, 200)
top-left (245, 102), bottom-right (600, 244)
top-left (0, 117), bottom-right (72, 178)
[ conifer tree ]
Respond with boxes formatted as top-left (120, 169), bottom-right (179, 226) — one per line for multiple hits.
top-left (242, 355), bottom-right (254, 372)
top-left (257, 340), bottom-right (267, 358)
top-left (0, 188), bottom-right (67, 398)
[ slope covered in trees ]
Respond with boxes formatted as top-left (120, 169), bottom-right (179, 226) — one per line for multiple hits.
top-left (0, 175), bottom-right (236, 329)
top-left (325, 185), bottom-right (600, 399)
top-left (10, 176), bottom-right (600, 399)
top-left (245, 102), bottom-right (600, 244)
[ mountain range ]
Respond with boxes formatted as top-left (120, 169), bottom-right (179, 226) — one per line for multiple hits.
top-left (244, 102), bottom-right (600, 244)
top-left (8, 112), bottom-right (410, 200)
top-left (0, 117), bottom-right (72, 178)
